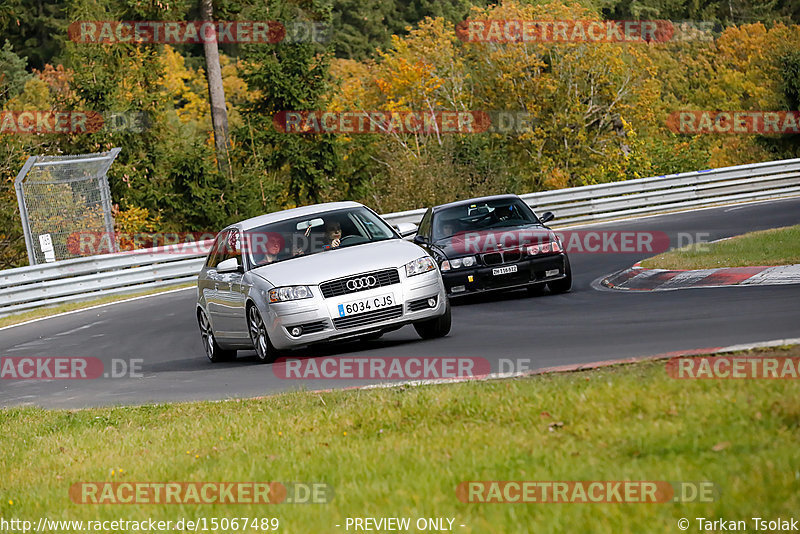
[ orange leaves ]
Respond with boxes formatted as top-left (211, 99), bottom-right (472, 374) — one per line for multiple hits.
top-left (375, 18), bottom-right (458, 111)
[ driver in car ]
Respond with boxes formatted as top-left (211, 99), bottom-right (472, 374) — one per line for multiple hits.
top-left (324, 221), bottom-right (342, 249)
top-left (495, 205), bottom-right (517, 221)
top-left (439, 221), bottom-right (456, 239)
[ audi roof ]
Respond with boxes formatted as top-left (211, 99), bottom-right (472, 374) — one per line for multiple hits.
top-left (229, 201), bottom-right (365, 232)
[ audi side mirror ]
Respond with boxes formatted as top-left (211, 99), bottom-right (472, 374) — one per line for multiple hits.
top-left (394, 222), bottom-right (419, 238)
top-left (216, 257), bottom-right (242, 273)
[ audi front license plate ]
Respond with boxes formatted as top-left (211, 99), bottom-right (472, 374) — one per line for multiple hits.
top-left (338, 294), bottom-right (394, 317)
top-left (492, 265), bottom-right (518, 276)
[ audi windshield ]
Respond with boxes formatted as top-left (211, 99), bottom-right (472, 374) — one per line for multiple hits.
top-left (243, 207), bottom-right (397, 268)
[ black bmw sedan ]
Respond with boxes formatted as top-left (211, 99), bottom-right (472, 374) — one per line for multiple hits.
top-left (413, 195), bottom-right (572, 297)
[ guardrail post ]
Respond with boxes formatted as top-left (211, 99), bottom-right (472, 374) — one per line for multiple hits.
top-left (14, 156), bottom-right (38, 267)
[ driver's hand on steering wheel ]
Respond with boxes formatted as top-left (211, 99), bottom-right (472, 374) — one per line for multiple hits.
top-left (331, 238), bottom-right (341, 248)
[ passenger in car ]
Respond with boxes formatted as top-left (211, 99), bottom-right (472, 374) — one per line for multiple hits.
top-left (252, 235), bottom-right (283, 265)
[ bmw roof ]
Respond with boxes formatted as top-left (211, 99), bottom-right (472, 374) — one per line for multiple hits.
top-left (431, 194), bottom-right (524, 213)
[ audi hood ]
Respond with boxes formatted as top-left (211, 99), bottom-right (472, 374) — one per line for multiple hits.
top-left (248, 239), bottom-right (430, 287)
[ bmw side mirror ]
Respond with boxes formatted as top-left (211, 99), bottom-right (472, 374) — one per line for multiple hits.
top-left (216, 257), bottom-right (242, 273)
top-left (413, 234), bottom-right (429, 245)
top-left (539, 211), bottom-right (555, 224)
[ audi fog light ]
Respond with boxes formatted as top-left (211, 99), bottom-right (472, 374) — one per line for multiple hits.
top-left (405, 256), bottom-right (436, 277)
top-left (290, 326), bottom-right (303, 337)
top-left (269, 286), bottom-right (313, 303)
top-left (427, 297), bottom-right (437, 307)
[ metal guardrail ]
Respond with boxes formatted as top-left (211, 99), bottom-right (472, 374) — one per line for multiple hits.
top-left (1, 158), bottom-right (799, 317)
top-left (381, 158), bottom-right (800, 226)
top-left (0, 242), bottom-right (212, 316)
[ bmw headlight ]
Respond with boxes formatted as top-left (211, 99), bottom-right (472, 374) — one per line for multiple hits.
top-left (269, 286), bottom-right (313, 303)
top-left (440, 255), bottom-right (477, 271)
top-left (405, 256), bottom-right (436, 277)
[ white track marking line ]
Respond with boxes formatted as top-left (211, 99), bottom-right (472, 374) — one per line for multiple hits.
top-left (0, 287), bottom-right (195, 332)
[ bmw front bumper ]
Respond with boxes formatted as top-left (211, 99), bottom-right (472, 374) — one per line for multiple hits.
top-left (442, 253), bottom-right (567, 296)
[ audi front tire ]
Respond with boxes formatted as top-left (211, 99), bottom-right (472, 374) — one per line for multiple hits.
top-left (413, 299), bottom-right (452, 339)
top-left (247, 304), bottom-right (278, 364)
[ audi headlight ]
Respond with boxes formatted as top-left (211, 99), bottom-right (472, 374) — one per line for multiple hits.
top-left (405, 256), bottom-right (436, 277)
top-left (269, 285), bottom-right (313, 303)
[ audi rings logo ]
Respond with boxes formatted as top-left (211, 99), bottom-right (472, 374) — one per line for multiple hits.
top-left (346, 276), bottom-right (377, 291)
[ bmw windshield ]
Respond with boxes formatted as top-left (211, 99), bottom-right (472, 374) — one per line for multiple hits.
top-left (432, 198), bottom-right (541, 241)
top-left (243, 207), bottom-right (397, 268)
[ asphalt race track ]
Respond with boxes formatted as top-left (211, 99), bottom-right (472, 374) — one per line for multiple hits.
top-left (2, 197), bottom-right (800, 408)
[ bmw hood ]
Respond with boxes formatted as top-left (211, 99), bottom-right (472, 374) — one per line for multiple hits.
top-left (249, 239), bottom-right (429, 287)
top-left (432, 226), bottom-right (556, 258)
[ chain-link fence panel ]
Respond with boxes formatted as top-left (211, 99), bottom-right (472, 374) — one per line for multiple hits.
top-left (14, 148), bottom-right (120, 265)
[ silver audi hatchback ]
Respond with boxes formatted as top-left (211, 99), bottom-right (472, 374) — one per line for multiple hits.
top-left (196, 202), bottom-right (451, 363)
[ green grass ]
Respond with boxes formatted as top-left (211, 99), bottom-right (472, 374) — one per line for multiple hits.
top-left (641, 224), bottom-right (800, 270)
top-left (0, 283), bottom-right (195, 329)
top-left (2, 348), bottom-right (799, 533)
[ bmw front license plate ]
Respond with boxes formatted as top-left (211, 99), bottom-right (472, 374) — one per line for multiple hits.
top-left (492, 265), bottom-right (518, 276)
top-left (338, 294), bottom-right (394, 317)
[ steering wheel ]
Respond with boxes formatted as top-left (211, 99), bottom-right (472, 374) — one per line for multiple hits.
top-left (338, 235), bottom-right (365, 246)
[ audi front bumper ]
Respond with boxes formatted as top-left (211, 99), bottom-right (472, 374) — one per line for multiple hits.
top-left (260, 269), bottom-right (447, 350)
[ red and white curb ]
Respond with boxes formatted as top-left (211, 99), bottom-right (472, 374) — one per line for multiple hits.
top-left (601, 262), bottom-right (800, 291)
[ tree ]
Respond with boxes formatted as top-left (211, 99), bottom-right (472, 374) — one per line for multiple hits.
top-left (0, 40), bottom-right (32, 102)
top-left (200, 0), bottom-right (232, 177)
top-left (780, 50), bottom-right (800, 110)
top-left (234, 0), bottom-right (337, 208)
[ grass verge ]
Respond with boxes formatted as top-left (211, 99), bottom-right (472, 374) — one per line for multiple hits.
top-left (0, 283), bottom-right (195, 329)
top-left (641, 224), bottom-right (800, 270)
top-left (1, 347), bottom-right (799, 532)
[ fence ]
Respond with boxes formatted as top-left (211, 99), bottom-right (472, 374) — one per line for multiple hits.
top-left (1, 157), bottom-right (799, 317)
top-left (14, 149), bottom-right (120, 265)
